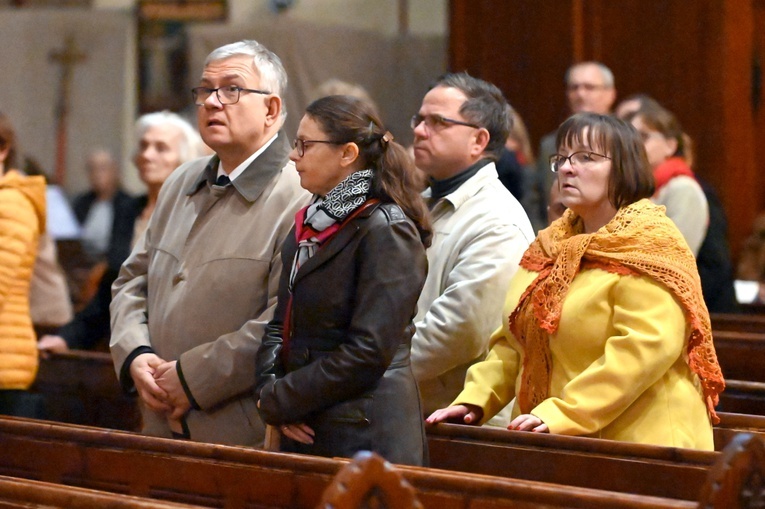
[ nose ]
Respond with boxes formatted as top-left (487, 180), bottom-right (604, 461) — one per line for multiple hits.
top-left (413, 119), bottom-right (428, 139)
top-left (288, 146), bottom-right (300, 162)
top-left (203, 90), bottom-right (224, 108)
top-left (558, 157), bottom-right (575, 173)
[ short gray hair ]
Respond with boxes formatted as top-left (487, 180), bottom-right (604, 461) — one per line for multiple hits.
top-left (205, 40), bottom-right (288, 112)
top-left (565, 61), bottom-right (615, 89)
top-left (135, 111), bottom-right (203, 164)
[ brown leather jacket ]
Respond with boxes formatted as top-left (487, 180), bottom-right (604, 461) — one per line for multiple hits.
top-left (256, 202), bottom-right (428, 466)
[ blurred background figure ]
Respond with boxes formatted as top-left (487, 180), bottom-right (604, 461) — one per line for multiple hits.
top-left (0, 111), bottom-right (47, 418)
top-left (627, 102), bottom-right (738, 313)
top-left (529, 62), bottom-right (617, 232)
top-left (546, 176), bottom-right (565, 225)
top-left (308, 78), bottom-right (379, 117)
top-left (72, 149), bottom-right (133, 262)
top-left (38, 111), bottom-right (202, 355)
top-left (496, 109), bottom-right (533, 202)
top-left (19, 156), bottom-right (75, 338)
top-left (614, 93), bottom-right (661, 120)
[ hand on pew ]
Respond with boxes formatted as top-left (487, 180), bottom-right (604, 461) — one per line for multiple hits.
top-left (426, 403), bottom-right (484, 425)
top-left (153, 360), bottom-right (191, 419)
top-left (37, 335), bottom-right (69, 358)
top-left (129, 353), bottom-right (172, 413)
top-left (281, 422), bottom-right (315, 444)
top-left (509, 413), bottom-right (549, 433)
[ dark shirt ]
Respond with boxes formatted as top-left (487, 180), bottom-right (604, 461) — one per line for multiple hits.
top-left (428, 158), bottom-right (488, 208)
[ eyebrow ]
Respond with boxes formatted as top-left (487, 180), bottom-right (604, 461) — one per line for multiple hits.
top-left (199, 73), bottom-right (244, 85)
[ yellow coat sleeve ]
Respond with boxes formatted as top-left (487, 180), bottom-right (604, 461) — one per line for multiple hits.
top-left (451, 276), bottom-right (529, 422)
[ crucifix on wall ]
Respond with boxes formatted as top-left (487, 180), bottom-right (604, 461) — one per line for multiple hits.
top-left (49, 34), bottom-right (86, 186)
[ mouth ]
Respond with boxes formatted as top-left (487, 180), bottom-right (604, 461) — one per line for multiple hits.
top-left (206, 119), bottom-right (225, 127)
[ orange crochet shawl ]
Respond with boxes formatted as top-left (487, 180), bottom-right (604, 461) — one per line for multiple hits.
top-left (509, 199), bottom-right (724, 423)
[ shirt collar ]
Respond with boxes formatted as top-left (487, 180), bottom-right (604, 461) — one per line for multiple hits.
top-left (423, 160), bottom-right (497, 210)
top-left (187, 131), bottom-right (290, 202)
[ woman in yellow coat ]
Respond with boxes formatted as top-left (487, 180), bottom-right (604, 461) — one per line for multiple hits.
top-left (427, 113), bottom-right (724, 450)
top-left (0, 111), bottom-right (46, 416)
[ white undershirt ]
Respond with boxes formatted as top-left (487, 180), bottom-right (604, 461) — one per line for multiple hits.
top-left (216, 132), bottom-right (279, 182)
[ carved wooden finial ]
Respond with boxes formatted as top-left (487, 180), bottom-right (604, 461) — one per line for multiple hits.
top-left (698, 432), bottom-right (765, 509)
top-left (319, 451), bottom-right (423, 509)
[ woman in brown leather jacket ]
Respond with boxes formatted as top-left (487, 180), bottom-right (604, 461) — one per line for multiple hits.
top-left (255, 95), bottom-right (431, 465)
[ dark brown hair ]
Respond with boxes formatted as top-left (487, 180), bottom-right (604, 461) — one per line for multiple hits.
top-left (626, 102), bottom-right (686, 158)
top-left (429, 72), bottom-right (512, 161)
top-left (305, 95), bottom-right (432, 246)
top-left (555, 112), bottom-right (654, 209)
top-left (0, 111), bottom-right (18, 172)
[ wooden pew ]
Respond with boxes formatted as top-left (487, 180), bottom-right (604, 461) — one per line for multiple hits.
top-left (29, 349), bottom-right (765, 440)
top-left (0, 415), bottom-right (744, 509)
top-left (717, 379), bottom-right (765, 415)
top-left (713, 330), bottom-right (765, 383)
top-left (709, 329), bottom-right (765, 415)
top-left (0, 474), bottom-right (205, 508)
top-left (30, 350), bottom-right (141, 431)
top-left (711, 312), bottom-right (765, 333)
top-left (715, 411), bottom-right (765, 448)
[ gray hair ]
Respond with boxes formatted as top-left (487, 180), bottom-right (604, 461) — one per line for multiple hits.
top-left (565, 61), bottom-right (615, 88)
top-left (429, 72), bottom-right (512, 161)
top-left (205, 40), bottom-right (288, 118)
top-left (135, 111), bottom-right (203, 164)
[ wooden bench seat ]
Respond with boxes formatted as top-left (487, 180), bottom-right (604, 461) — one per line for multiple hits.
top-left (31, 350), bottom-right (140, 431)
top-left (711, 312), bottom-right (765, 333)
top-left (713, 329), bottom-right (765, 383)
top-left (0, 474), bottom-right (205, 508)
top-left (0, 415), bottom-right (750, 509)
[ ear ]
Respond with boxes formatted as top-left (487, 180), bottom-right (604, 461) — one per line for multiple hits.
top-left (339, 142), bottom-right (360, 168)
top-left (469, 128), bottom-right (491, 157)
top-left (263, 95), bottom-right (282, 127)
top-left (665, 136), bottom-right (679, 157)
top-left (0, 145), bottom-right (8, 164)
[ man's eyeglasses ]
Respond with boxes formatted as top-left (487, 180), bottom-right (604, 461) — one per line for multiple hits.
top-left (191, 85), bottom-right (270, 106)
top-left (410, 113), bottom-right (480, 131)
top-left (293, 138), bottom-right (341, 157)
top-left (566, 83), bottom-right (608, 93)
top-left (549, 151), bottom-right (611, 173)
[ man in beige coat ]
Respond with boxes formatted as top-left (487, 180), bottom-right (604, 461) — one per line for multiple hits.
top-left (110, 40), bottom-right (309, 446)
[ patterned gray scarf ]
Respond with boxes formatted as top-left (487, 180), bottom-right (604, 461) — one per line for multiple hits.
top-left (289, 169), bottom-right (373, 290)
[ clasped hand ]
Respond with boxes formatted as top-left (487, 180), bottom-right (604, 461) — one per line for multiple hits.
top-left (129, 353), bottom-right (191, 421)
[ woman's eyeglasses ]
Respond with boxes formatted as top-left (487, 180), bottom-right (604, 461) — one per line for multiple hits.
top-left (549, 151), bottom-right (611, 173)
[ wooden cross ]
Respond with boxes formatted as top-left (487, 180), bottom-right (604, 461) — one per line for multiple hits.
top-left (49, 34), bottom-right (86, 186)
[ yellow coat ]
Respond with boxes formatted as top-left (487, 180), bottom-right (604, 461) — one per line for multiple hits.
top-left (0, 170), bottom-right (46, 390)
top-left (456, 266), bottom-right (715, 450)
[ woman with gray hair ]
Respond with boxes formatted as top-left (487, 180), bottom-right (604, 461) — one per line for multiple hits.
top-left (38, 111), bottom-right (202, 354)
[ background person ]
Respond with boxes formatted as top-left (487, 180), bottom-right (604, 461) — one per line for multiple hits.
top-left (72, 149), bottom-right (133, 262)
top-left (627, 103), bottom-right (737, 313)
top-left (38, 111), bottom-right (202, 354)
top-left (427, 113), bottom-right (724, 450)
top-left (0, 111), bottom-right (47, 418)
top-left (528, 62), bottom-right (616, 232)
top-left (255, 95), bottom-right (430, 465)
